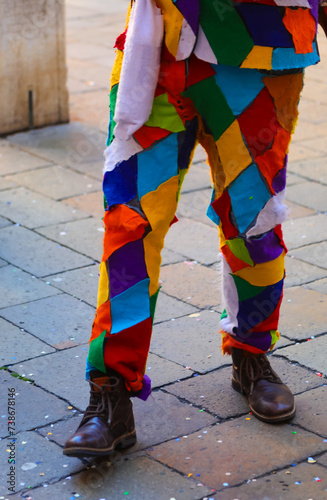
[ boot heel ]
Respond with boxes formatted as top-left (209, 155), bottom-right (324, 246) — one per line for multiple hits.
top-left (231, 378), bottom-right (244, 395)
top-left (116, 431), bottom-right (137, 450)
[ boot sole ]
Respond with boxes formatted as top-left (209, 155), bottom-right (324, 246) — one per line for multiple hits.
top-left (63, 430), bottom-right (137, 458)
top-left (232, 378), bottom-right (296, 424)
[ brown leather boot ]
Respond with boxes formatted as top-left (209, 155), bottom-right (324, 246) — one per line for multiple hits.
top-left (63, 371), bottom-right (137, 457)
top-left (231, 348), bottom-right (295, 423)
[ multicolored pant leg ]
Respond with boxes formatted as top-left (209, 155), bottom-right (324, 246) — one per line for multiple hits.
top-left (86, 48), bottom-right (304, 396)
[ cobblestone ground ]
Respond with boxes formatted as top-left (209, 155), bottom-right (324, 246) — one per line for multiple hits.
top-left (0, 1), bottom-right (327, 499)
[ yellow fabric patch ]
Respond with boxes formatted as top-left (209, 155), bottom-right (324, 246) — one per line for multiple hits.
top-left (142, 176), bottom-right (179, 295)
top-left (97, 261), bottom-right (109, 308)
top-left (233, 251), bottom-right (285, 287)
top-left (216, 120), bottom-right (252, 189)
top-left (156, 0), bottom-right (184, 57)
top-left (241, 46), bottom-right (273, 70)
top-left (110, 50), bottom-right (124, 88)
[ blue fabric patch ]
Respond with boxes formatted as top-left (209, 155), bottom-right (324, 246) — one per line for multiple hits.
top-left (110, 278), bottom-right (150, 334)
top-left (85, 359), bottom-right (99, 380)
top-left (229, 164), bottom-right (271, 234)
top-left (272, 45), bottom-right (320, 70)
top-left (206, 189), bottom-right (220, 225)
top-left (137, 134), bottom-right (179, 199)
top-left (214, 65), bottom-right (264, 116)
top-left (103, 154), bottom-right (137, 208)
top-left (236, 4), bottom-right (294, 48)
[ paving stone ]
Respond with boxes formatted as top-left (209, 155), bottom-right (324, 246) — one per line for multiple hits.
top-left (0, 430), bottom-right (83, 493)
top-left (165, 357), bottom-right (322, 420)
top-left (145, 352), bottom-right (195, 389)
top-left (275, 335), bottom-right (327, 376)
top-left (292, 119), bottom-right (326, 142)
top-left (37, 217), bottom-right (104, 261)
top-left (8, 122), bottom-right (106, 168)
top-left (67, 41), bottom-right (113, 60)
top-left (216, 462), bottom-right (327, 499)
top-left (0, 265), bottom-right (61, 309)
top-left (1, 294), bottom-right (95, 346)
top-left (154, 292), bottom-right (199, 324)
top-left (44, 264), bottom-right (99, 308)
top-left (288, 156), bottom-right (327, 185)
top-left (160, 261), bottom-right (222, 310)
top-left (300, 136), bottom-right (327, 155)
top-left (0, 257), bottom-right (8, 268)
top-left (181, 164), bottom-right (212, 192)
top-left (279, 287), bottom-right (327, 340)
top-left (11, 346), bottom-right (89, 410)
top-left (161, 247), bottom-right (186, 265)
top-left (0, 144), bottom-right (51, 175)
top-left (147, 417), bottom-right (327, 490)
top-left (0, 225), bottom-right (93, 277)
top-left (0, 319), bottom-right (55, 366)
top-left (0, 371), bottom-right (72, 437)
top-left (318, 452), bottom-right (327, 467)
top-left (284, 199), bottom-right (315, 219)
top-left (285, 181), bottom-right (327, 212)
top-left (0, 187), bottom-right (89, 229)
top-left (291, 241), bottom-right (327, 270)
top-left (63, 190), bottom-right (104, 219)
top-left (305, 277), bottom-right (327, 295)
top-left (293, 386), bottom-right (327, 437)
top-left (177, 189), bottom-right (216, 227)
top-left (165, 217), bottom-right (220, 265)
top-left (284, 256), bottom-right (327, 288)
top-left (0, 178), bottom-right (16, 191)
top-left (192, 145), bottom-right (207, 164)
top-left (297, 97), bottom-right (327, 124)
top-left (287, 142), bottom-right (322, 163)
top-left (6, 165), bottom-right (102, 201)
top-left (0, 215), bottom-right (13, 229)
top-left (283, 214), bottom-right (327, 250)
top-left (70, 88), bottom-right (111, 131)
top-left (67, 159), bottom-right (104, 179)
top-left (150, 311), bottom-right (226, 373)
top-left (11, 455), bottom-right (211, 500)
top-left (285, 172), bottom-right (305, 185)
top-left (38, 414), bottom-right (82, 448)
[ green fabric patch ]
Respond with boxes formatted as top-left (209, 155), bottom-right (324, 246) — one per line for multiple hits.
top-left (177, 168), bottom-right (188, 200)
top-left (146, 93), bottom-right (185, 133)
top-left (226, 238), bottom-right (254, 267)
top-left (183, 77), bottom-right (234, 141)
top-left (108, 84), bottom-right (119, 146)
top-left (150, 288), bottom-right (161, 320)
top-left (199, 0), bottom-right (254, 67)
top-left (232, 274), bottom-right (266, 302)
top-left (270, 330), bottom-right (279, 347)
top-left (221, 309), bottom-right (228, 320)
top-left (87, 330), bottom-right (107, 373)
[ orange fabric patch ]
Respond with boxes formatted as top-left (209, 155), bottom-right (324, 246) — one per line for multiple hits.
top-left (283, 8), bottom-right (316, 55)
top-left (102, 206), bottom-right (149, 261)
top-left (89, 301), bottom-right (112, 344)
top-left (221, 244), bottom-right (252, 273)
top-left (221, 331), bottom-right (265, 355)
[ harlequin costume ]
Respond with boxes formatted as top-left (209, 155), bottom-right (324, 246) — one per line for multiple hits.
top-left (64, 0), bottom-right (324, 457)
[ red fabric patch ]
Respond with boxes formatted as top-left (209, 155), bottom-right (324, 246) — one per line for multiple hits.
top-left (134, 126), bottom-right (170, 149)
top-left (158, 59), bottom-right (186, 94)
top-left (103, 317), bottom-right (153, 391)
top-left (249, 294), bottom-right (283, 333)
top-left (238, 87), bottom-right (277, 159)
top-left (274, 224), bottom-right (288, 255)
top-left (221, 244), bottom-right (252, 273)
top-left (186, 54), bottom-right (216, 88)
top-left (211, 190), bottom-right (239, 239)
top-left (114, 29), bottom-right (128, 51)
top-left (221, 332), bottom-right (264, 355)
top-left (170, 215), bottom-right (179, 227)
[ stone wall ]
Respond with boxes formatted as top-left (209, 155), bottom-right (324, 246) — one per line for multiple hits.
top-left (0, 0), bottom-right (69, 135)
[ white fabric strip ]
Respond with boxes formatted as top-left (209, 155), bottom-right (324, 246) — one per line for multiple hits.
top-left (274, 0), bottom-right (311, 7)
top-left (246, 190), bottom-right (288, 238)
top-left (176, 19), bottom-right (197, 61)
top-left (194, 26), bottom-right (218, 65)
top-left (104, 137), bottom-right (143, 173)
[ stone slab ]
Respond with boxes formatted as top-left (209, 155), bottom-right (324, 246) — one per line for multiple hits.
top-left (300, 136), bottom-right (327, 155)
top-left (0, 215), bottom-right (12, 229)
top-left (37, 218), bottom-right (104, 261)
top-left (297, 97), bottom-right (327, 124)
top-left (8, 122), bottom-right (106, 168)
top-left (177, 189), bottom-right (216, 227)
top-left (63, 190), bottom-right (104, 219)
top-left (160, 261), bottom-right (222, 310)
top-left (165, 218), bottom-right (220, 266)
top-left (216, 462), bottom-right (327, 499)
top-left (287, 142), bottom-right (322, 163)
top-left (43, 264), bottom-right (99, 308)
top-left (147, 417), bottom-right (327, 490)
top-left (0, 265), bottom-right (61, 309)
top-left (292, 119), bottom-right (326, 143)
top-left (293, 386), bottom-right (327, 438)
top-left (6, 165), bottom-right (102, 201)
top-left (284, 256), bottom-right (327, 288)
top-left (279, 287), bottom-right (327, 340)
top-left (10, 455), bottom-right (212, 500)
top-left (283, 214), bottom-right (327, 250)
top-left (154, 292), bottom-right (199, 324)
top-left (0, 371), bottom-right (72, 437)
top-left (285, 199), bottom-right (315, 219)
top-left (0, 144), bottom-right (51, 175)
top-left (275, 335), bottom-right (327, 376)
top-left (150, 311), bottom-right (227, 373)
top-left (291, 241), bottom-right (327, 270)
top-left (0, 257), bottom-right (8, 268)
top-left (146, 352), bottom-right (195, 389)
top-left (0, 318), bottom-right (55, 367)
top-left (305, 277), bottom-right (327, 295)
top-left (10, 346), bottom-right (89, 410)
top-left (182, 165), bottom-right (212, 193)
top-left (286, 181), bottom-right (327, 212)
top-left (0, 225), bottom-right (93, 277)
top-left (1, 294), bottom-right (95, 346)
top-left (318, 452), bottom-right (327, 467)
top-left (288, 156), bottom-right (327, 185)
top-left (0, 178), bottom-right (16, 191)
top-left (161, 247), bottom-right (186, 266)
top-left (70, 88), bottom-right (111, 131)
top-left (165, 357), bottom-right (322, 420)
top-left (66, 159), bottom-right (104, 180)
top-left (192, 146), bottom-right (207, 164)
top-left (0, 431), bottom-right (83, 493)
top-left (0, 187), bottom-right (89, 229)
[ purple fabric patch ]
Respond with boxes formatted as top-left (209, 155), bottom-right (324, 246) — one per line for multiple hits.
top-left (308, 0), bottom-right (319, 23)
top-left (245, 230), bottom-right (283, 264)
top-left (272, 161), bottom-right (287, 193)
top-left (233, 330), bottom-right (273, 352)
top-left (137, 374), bottom-right (152, 401)
top-left (175, 0), bottom-right (199, 34)
top-left (109, 239), bottom-right (148, 299)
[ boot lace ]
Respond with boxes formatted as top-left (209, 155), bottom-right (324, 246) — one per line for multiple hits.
top-left (239, 354), bottom-right (282, 396)
top-left (82, 376), bottom-right (120, 425)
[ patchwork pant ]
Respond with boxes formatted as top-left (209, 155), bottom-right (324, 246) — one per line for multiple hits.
top-left (86, 52), bottom-right (304, 395)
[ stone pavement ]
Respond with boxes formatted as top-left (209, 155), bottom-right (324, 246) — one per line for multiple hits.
top-left (0, 1), bottom-right (327, 499)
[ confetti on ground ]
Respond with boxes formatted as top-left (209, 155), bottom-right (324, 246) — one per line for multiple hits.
top-left (307, 457), bottom-right (316, 464)
top-left (21, 463), bottom-right (37, 471)
top-left (295, 481), bottom-right (301, 485)
top-left (314, 477), bottom-right (321, 482)
top-left (189, 313), bottom-right (201, 318)
top-left (223, 483), bottom-right (229, 486)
